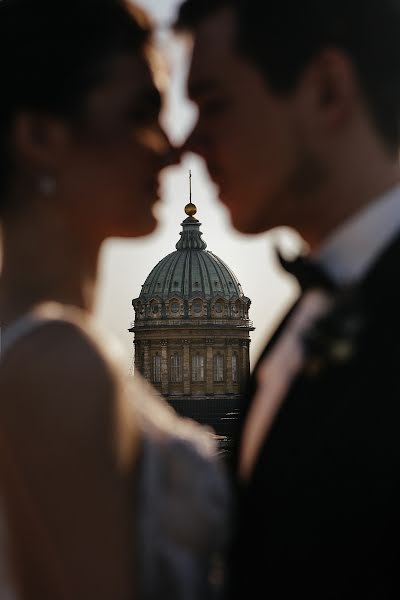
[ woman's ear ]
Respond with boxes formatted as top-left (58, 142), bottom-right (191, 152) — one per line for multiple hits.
top-left (12, 113), bottom-right (70, 176)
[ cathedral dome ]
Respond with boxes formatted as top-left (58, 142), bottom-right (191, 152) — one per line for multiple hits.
top-left (140, 220), bottom-right (243, 301)
top-left (133, 204), bottom-right (251, 322)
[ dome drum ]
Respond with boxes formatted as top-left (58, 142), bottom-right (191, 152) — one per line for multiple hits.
top-left (132, 295), bottom-right (252, 326)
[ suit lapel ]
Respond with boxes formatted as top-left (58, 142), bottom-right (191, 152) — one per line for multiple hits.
top-left (231, 298), bottom-right (301, 472)
top-left (360, 231), bottom-right (400, 310)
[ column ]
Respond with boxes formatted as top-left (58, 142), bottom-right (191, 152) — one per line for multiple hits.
top-left (206, 339), bottom-right (214, 395)
top-left (142, 340), bottom-right (151, 382)
top-left (133, 341), bottom-right (140, 373)
top-left (183, 340), bottom-right (191, 395)
top-left (226, 341), bottom-right (233, 393)
top-left (240, 340), bottom-right (250, 392)
top-left (161, 340), bottom-right (168, 395)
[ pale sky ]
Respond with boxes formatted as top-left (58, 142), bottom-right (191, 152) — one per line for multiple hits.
top-left (95, 0), bottom-right (302, 370)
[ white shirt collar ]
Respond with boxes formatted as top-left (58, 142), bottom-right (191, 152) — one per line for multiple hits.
top-left (314, 183), bottom-right (400, 286)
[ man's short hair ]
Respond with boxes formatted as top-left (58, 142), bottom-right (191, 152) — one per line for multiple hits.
top-left (177, 0), bottom-right (400, 153)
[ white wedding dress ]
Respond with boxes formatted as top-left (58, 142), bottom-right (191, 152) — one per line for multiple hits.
top-left (0, 304), bottom-right (229, 600)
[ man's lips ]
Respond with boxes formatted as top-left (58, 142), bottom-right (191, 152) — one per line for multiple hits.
top-left (209, 172), bottom-right (229, 199)
top-left (206, 164), bottom-right (225, 188)
top-left (207, 163), bottom-right (221, 180)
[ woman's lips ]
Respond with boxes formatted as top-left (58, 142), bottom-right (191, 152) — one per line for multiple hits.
top-left (147, 176), bottom-right (160, 199)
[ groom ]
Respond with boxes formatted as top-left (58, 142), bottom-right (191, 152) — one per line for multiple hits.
top-left (177, 0), bottom-right (400, 597)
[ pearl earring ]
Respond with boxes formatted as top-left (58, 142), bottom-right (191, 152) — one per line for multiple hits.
top-left (39, 175), bottom-right (56, 196)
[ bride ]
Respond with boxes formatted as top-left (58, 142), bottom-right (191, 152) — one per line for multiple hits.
top-left (0, 1), bottom-right (228, 598)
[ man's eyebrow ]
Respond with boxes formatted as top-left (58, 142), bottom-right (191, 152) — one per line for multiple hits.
top-left (188, 79), bottom-right (221, 99)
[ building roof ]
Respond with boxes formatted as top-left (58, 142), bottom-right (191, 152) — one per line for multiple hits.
top-left (138, 206), bottom-right (245, 302)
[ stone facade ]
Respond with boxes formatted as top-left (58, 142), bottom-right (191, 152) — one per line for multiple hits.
top-left (129, 202), bottom-right (254, 438)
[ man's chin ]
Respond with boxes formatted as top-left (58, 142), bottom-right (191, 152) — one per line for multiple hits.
top-left (131, 215), bottom-right (158, 239)
top-left (220, 187), bottom-right (283, 235)
top-left (224, 205), bottom-right (271, 235)
top-left (218, 188), bottom-right (261, 233)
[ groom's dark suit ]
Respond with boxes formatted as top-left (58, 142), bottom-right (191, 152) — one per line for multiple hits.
top-left (230, 232), bottom-right (400, 599)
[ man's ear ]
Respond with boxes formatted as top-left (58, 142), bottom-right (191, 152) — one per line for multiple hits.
top-left (298, 48), bottom-right (360, 131)
top-left (12, 112), bottom-right (70, 175)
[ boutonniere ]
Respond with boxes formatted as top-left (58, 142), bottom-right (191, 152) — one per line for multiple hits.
top-left (301, 287), bottom-right (366, 378)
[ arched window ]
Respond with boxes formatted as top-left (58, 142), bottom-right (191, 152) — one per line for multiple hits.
top-left (170, 301), bottom-right (180, 316)
top-left (214, 353), bottom-right (224, 382)
top-left (192, 353), bottom-right (205, 382)
top-left (170, 352), bottom-right (182, 383)
top-left (151, 300), bottom-right (160, 317)
top-left (192, 299), bottom-right (203, 317)
top-left (214, 301), bottom-right (224, 315)
top-left (136, 302), bottom-right (145, 317)
top-left (232, 352), bottom-right (239, 383)
top-left (153, 353), bottom-right (161, 383)
top-left (232, 300), bottom-right (241, 317)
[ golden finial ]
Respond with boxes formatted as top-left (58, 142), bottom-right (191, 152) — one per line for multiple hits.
top-left (185, 170), bottom-right (197, 216)
top-left (185, 203), bottom-right (197, 217)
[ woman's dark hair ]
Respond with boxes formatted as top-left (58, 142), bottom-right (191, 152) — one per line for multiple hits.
top-left (177, 0), bottom-right (400, 155)
top-left (0, 0), bottom-right (151, 211)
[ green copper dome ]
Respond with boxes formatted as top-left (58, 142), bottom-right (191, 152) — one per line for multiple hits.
top-left (139, 209), bottom-right (244, 301)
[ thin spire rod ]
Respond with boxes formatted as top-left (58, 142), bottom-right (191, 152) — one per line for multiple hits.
top-left (184, 170), bottom-right (197, 217)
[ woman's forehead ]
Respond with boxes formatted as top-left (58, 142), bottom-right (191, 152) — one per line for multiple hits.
top-left (98, 52), bottom-right (160, 100)
top-left (79, 53), bottom-right (161, 121)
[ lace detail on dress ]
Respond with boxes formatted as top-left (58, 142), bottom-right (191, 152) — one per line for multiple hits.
top-left (136, 435), bottom-right (230, 600)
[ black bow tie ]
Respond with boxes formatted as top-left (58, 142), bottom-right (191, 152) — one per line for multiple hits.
top-left (276, 249), bottom-right (337, 292)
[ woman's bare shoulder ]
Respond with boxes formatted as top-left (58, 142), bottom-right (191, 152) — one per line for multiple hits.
top-left (0, 305), bottom-right (120, 422)
top-left (0, 304), bottom-right (138, 465)
top-left (1, 303), bottom-right (117, 381)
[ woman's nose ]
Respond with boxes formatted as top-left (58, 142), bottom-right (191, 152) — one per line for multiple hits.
top-left (136, 124), bottom-right (182, 168)
top-left (157, 127), bottom-right (182, 168)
